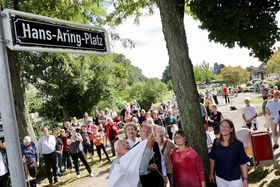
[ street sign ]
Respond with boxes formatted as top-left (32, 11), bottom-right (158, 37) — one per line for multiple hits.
top-left (1, 9), bottom-right (110, 55)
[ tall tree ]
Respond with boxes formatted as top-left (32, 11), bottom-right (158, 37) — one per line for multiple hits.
top-left (157, 0), bottom-right (210, 172)
top-left (221, 66), bottom-right (249, 86)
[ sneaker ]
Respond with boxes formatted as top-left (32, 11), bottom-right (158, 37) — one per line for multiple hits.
top-left (90, 172), bottom-right (94, 177)
top-left (71, 168), bottom-right (75, 172)
top-left (77, 174), bottom-right (80, 179)
top-left (273, 144), bottom-right (279, 149)
top-left (99, 160), bottom-right (103, 164)
top-left (253, 127), bottom-right (257, 131)
top-left (54, 178), bottom-right (58, 183)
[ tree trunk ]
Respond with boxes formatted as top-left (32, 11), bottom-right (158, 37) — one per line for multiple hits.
top-left (7, 49), bottom-right (37, 142)
top-left (158, 0), bottom-right (210, 175)
top-left (62, 107), bottom-right (70, 122)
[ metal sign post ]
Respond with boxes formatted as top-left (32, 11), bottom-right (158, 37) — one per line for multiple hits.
top-left (0, 9), bottom-right (110, 187)
top-left (0, 13), bottom-right (27, 187)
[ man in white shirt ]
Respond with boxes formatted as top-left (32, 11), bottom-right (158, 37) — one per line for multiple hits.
top-left (38, 127), bottom-right (58, 184)
top-left (139, 124), bottom-right (167, 187)
top-left (242, 97), bottom-right (257, 130)
top-left (266, 90), bottom-right (280, 149)
top-left (211, 89), bottom-right (219, 105)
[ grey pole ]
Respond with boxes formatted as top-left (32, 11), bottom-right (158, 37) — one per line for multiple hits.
top-left (0, 13), bottom-right (27, 187)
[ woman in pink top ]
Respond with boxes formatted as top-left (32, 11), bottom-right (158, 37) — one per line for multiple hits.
top-left (171, 131), bottom-right (206, 187)
top-left (86, 120), bottom-right (95, 159)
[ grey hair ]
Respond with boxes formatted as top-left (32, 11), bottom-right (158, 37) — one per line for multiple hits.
top-left (114, 139), bottom-right (128, 155)
top-left (156, 125), bottom-right (166, 133)
top-left (23, 136), bottom-right (32, 144)
top-left (114, 140), bottom-right (120, 151)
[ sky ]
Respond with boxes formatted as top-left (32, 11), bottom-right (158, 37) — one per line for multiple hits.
top-left (112, 10), bottom-right (280, 79)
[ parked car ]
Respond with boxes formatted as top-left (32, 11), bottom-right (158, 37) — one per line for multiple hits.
top-left (250, 79), bottom-right (262, 85)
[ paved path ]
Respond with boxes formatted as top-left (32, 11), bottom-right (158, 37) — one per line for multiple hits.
top-left (216, 92), bottom-right (265, 130)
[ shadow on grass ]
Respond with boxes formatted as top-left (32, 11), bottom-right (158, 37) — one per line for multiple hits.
top-left (259, 180), bottom-right (268, 187)
top-left (96, 168), bottom-right (110, 177)
top-left (267, 178), bottom-right (280, 187)
top-left (248, 167), bottom-right (270, 184)
top-left (52, 174), bottom-right (88, 187)
top-left (275, 169), bottom-right (280, 176)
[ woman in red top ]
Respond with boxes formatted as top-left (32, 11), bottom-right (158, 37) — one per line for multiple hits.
top-left (60, 129), bottom-right (72, 171)
top-left (105, 118), bottom-right (118, 156)
top-left (171, 131), bottom-right (206, 187)
top-left (223, 85), bottom-right (230, 104)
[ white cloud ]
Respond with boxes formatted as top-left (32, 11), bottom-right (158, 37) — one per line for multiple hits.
top-left (112, 10), bottom-right (280, 78)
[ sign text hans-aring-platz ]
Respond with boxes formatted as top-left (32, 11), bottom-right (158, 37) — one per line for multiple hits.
top-left (12, 16), bottom-right (107, 52)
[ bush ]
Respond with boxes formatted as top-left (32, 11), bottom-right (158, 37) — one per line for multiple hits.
top-left (246, 82), bottom-right (252, 86)
top-left (129, 79), bottom-right (168, 110)
top-left (274, 81), bottom-right (280, 88)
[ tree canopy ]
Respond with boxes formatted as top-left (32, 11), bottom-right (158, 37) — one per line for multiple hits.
top-left (189, 0), bottom-right (280, 62)
top-left (22, 52), bottom-right (147, 120)
top-left (267, 51), bottom-right (280, 75)
top-left (161, 64), bottom-right (171, 83)
top-left (221, 66), bottom-right (249, 86)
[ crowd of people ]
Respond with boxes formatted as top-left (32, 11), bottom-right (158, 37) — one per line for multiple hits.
top-left (1, 83), bottom-right (280, 187)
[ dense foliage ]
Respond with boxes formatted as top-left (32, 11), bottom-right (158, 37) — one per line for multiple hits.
top-left (267, 51), bottom-right (280, 75)
top-left (189, 0), bottom-right (280, 62)
top-left (128, 78), bottom-right (168, 110)
top-left (221, 66), bottom-right (249, 86)
top-left (161, 64), bottom-right (171, 83)
top-left (23, 53), bottom-right (149, 120)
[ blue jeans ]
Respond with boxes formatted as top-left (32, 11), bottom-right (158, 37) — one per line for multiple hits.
top-left (55, 152), bottom-right (62, 175)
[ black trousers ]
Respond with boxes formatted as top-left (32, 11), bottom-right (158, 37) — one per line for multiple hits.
top-left (70, 151), bottom-right (91, 175)
top-left (43, 152), bottom-right (57, 183)
top-left (110, 140), bottom-right (116, 156)
top-left (96, 144), bottom-right (110, 162)
top-left (224, 94), bottom-right (230, 104)
top-left (167, 127), bottom-right (173, 140)
top-left (26, 163), bottom-right (37, 187)
top-left (83, 143), bottom-right (92, 155)
top-left (90, 140), bottom-right (95, 155)
top-left (62, 151), bottom-right (72, 170)
top-left (213, 95), bottom-right (219, 105)
top-left (0, 173), bottom-right (9, 187)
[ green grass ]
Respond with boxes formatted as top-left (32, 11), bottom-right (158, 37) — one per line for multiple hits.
top-left (250, 97), bottom-right (263, 105)
top-left (38, 153), bottom-right (112, 187)
top-left (249, 167), bottom-right (270, 184)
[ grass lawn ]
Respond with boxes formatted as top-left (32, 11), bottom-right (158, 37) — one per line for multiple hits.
top-left (250, 97), bottom-right (263, 105)
top-left (38, 151), bottom-right (112, 187)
